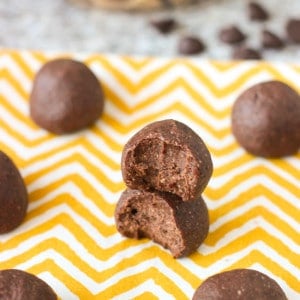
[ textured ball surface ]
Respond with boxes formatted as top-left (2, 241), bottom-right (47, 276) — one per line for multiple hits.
top-left (0, 151), bottom-right (28, 234)
top-left (30, 58), bottom-right (104, 134)
top-left (231, 81), bottom-right (300, 157)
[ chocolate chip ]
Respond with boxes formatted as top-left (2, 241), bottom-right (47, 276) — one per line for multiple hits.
top-left (219, 25), bottom-right (246, 44)
top-left (286, 18), bottom-right (300, 43)
top-left (0, 151), bottom-right (28, 234)
top-left (30, 58), bottom-right (105, 135)
top-left (178, 36), bottom-right (205, 55)
top-left (232, 46), bottom-right (262, 60)
top-left (0, 269), bottom-right (57, 300)
top-left (150, 17), bottom-right (177, 34)
top-left (193, 269), bottom-right (288, 300)
top-left (248, 2), bottom-right (269, 21)
top-left (231, 81), bottom-right (300, 157)
top-left (262, 30), bottom-right (284, 49)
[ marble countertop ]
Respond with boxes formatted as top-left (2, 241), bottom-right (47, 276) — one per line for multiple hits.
top-left (1, 0), bottom-right (300, 61)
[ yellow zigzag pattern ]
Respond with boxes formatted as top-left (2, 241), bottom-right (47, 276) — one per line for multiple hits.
top-left (0, 50), bottom-right (299, 299)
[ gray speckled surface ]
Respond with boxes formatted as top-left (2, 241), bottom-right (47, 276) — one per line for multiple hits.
top-left (1, 0), bottom-right (300, 60)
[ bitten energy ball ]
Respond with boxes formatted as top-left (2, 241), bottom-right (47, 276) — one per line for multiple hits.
top-left (192, 269), bottom-right (287, 300)
top-left (30, 58), bottom-right (104, 134)
top-left (0, 151), bottom-right (28, 234)
top-left (0, 269), bottom-right (57, 300)
top-left (231, 81), bottom-right (300, 157)
top-left (115, 189), bottom-right (209, 258)
top-left (121, 119), bottom-right (213, 201)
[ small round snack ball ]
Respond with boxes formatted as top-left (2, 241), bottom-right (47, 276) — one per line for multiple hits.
top-left (231, 81), bottom-right (300, 157)
top-left (121, 119), bottom-right (213, 202)
top-left (0, 151), bottom-right (28, 234)
top-left (192, 269), bottom-right (287, 300)
top-left (30, 58), bottom-right (104, 134)
top-left (0, 269), bottom-right (57, 300)
top-left (115, 189), bottom-right (209, 258)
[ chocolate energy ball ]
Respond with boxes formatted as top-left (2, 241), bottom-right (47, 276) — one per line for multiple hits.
top-left (121, 119), bottom-right (213, 202)
top-left (231, 81), bottom-right (300, 157)
top-left (115, 188), bottom-right (209, 258)
top-left (0, 151), bottom-right (28, 234)
top-left (192, 269), bottom-right (287, 300)
top-left (0, 269), bottom-right (57, 300)
top-left (30, 58), bottom-right (104, 134)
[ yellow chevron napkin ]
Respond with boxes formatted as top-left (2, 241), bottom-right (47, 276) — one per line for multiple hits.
top-left (0, 50), bottom-right (299, 299)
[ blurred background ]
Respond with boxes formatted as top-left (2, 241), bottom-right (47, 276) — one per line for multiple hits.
top-left (1, 0), bottom-right (300, 60)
